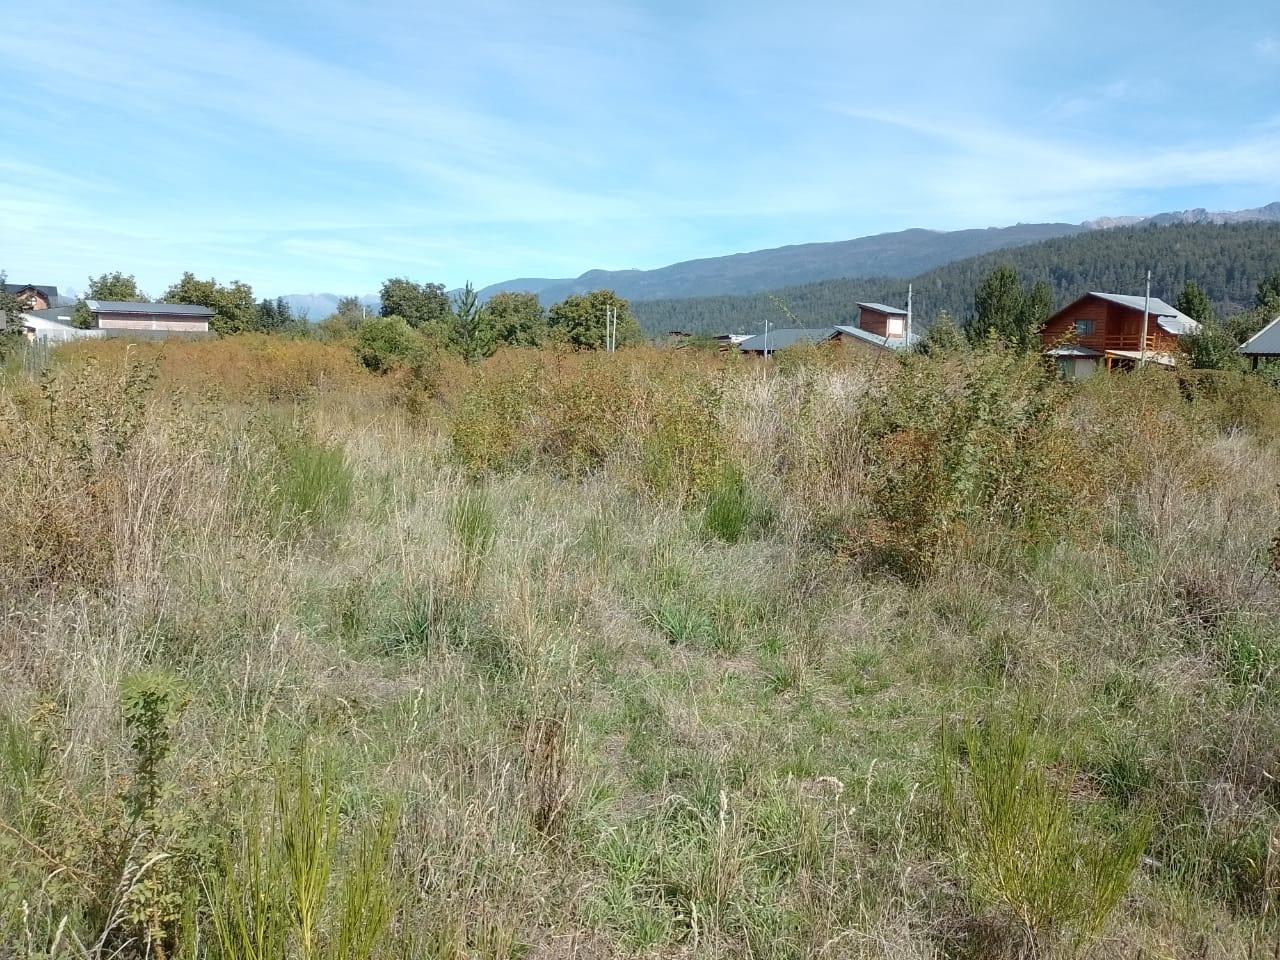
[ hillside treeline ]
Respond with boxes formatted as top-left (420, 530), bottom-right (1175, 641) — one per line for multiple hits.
top-left (633, 221), bottom-right (1280, 334)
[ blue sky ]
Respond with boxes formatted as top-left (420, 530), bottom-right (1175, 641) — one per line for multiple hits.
top-left (1, 0), bottom-right (1278, 298)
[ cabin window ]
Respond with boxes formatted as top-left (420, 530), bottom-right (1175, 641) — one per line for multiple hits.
top-left (1074, 319), bottom-right (1096, 336)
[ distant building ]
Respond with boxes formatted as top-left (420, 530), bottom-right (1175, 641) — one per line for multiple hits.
top-left (1041, 292), bottom-right (1201, 378)
top-left (86, 300), bottom-right (214, 334)
top-left (736, 301), bottom-right (920, 358)
top-left (4, 284), bottom-right (59, 311)
top-left (19, 309), bottom-right (103, 343)
top-left (736, 327), bottom-right (835, 356)
top-left (853, 302), bottom-right (909, 339)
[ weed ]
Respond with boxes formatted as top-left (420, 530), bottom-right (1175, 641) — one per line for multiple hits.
top-left (940, 716), bottom-right (1150, 955)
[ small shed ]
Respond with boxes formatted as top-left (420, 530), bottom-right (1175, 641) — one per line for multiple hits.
top-left (1237, 315), bottom-right (1280, 369)
top-left (87, 300), bottom-right (214, 334)
top-left (855, 302), bottom-right (909, 339)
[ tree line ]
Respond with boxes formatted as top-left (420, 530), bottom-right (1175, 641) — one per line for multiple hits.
top-left (316, 281), bottom-right (643, 371)
top-left (632, 221), bottom-right (1280, 336)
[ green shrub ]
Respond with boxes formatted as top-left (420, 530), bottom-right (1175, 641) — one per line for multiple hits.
top-left (858, 346), bottom-right (1089, 578)
top-left (353, 315), bottom-right (426, 373)
top-left (939, 716), bottom-right (1149, 954)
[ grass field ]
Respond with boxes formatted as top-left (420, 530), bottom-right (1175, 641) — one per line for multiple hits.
top-left (1, 335), bottom-right (1277, 959)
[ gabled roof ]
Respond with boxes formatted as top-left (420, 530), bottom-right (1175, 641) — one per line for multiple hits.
top-left (737, 327), bottom-right (835, 352)
top-left (86, 299), bottom-right (215, 317)
top-left (4, 283), bottom-right (58, 299)
top-left (832, 324), bottom-right (920, 351)
top-left (1084, 291), bottom-right (1201, 336)
top-left (1238, 315), bottom-right (1280, 356)
top-left (856, 301), bottom-right (908, 316)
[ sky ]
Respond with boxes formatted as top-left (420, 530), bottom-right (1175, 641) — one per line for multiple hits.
top-left (1, 0), bottom-right (1278, 299)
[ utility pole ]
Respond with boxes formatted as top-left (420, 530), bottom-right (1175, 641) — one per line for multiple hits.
top-left (906, 283), bottom-right (913, 343)
top-left (1139, 270), bottom-right (1151, 368)
top-left (763, 312), bottom-right (770, 360)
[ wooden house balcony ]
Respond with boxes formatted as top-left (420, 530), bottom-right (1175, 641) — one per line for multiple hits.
top-left (1075, 333), bottom-right (1158, 353)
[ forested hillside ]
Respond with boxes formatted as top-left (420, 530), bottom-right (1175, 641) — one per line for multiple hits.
top-left (634, 221), bottom-right (1280, 334)
top-left (476, 222), bottom-right (1085, 303)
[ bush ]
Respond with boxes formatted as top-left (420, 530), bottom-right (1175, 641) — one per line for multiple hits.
top-left (856, 346), bottom-right (1090, 578)
top-left (940, 717), bottom-right (1149, 955)
top-left (354, 315), bottom-right (427, 373)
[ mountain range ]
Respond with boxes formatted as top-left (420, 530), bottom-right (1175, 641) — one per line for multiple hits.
top-left (281, 202), bottom-right (1280, 318)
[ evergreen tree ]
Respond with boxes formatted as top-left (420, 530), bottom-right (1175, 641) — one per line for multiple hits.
top-left (449, 282), bottom-right (494, 362)
top-left (916, 310), bottom-right (966, 355)
top-left (969, 265), bottom-right (1027, 346)
top-left (1175, 281), bottom-right (1215, 325)
top-left (1257, 271), bottom-right (1280, 315)
top-left (0, 271), bottom-right (25, 350)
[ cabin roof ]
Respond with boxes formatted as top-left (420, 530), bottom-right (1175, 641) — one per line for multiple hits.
top-left (86, 299), bottom-right (215, 317)
top-left (3, 283), bottom-right (58, 299)
top-left (1084, 292), bottom-right (1201, 335)
top-left (856, 301), bottom-right (908, 316)
top-left (1238, 315), bottom-right (1280, 355)
top-left (832, 324), bottom-right (919, 351)
top-left (737, 327), bottom-right (834, 352)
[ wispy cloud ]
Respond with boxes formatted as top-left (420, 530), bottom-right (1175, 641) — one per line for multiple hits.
top-left (1, 0), bottom-right (1277, 295)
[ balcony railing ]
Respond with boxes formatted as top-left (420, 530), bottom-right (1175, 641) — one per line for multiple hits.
top-left (1074, 333), bottom-right (1158, 353)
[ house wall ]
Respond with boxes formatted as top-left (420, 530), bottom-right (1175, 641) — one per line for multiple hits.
top-left (858, 308), bottom-right (907, 340)
top-left (1041, 296), bottom-right (1182, 355)
top-left (15, 290), bottom-right (51, 310)
top-left (96, 313), bottom-right (210, 333)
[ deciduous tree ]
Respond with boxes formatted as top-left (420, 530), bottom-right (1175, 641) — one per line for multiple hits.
top-left (484, 292), bottom-right (546, 347)
top-left (163, 273), bottom-right (257, 335)
top-left (547, 290), bottom-right (640, 349)
top-left (379, 278), bottom-right (451, 332)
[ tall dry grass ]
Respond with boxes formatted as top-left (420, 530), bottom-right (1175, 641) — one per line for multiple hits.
top-left (0, 337), bottom-right (1277, 959)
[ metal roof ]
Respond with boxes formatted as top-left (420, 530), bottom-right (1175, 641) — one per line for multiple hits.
top-left (3, 283), bottom-right (58, 299)
top-left (737, 327), bottom-right (835, 352)
top-left (27, 305), bottom-right (78, 324)
top-left (1238, 315), bottom-right (1280, 355)
top-left (86, 299), bottom-right (215, 317)
top-left (856, 301), bottom-right (908, 316)
top-left (1044, 345), bottom-right (1103, 357)
top-left (1086, 291), bottom-right (1201, 336)
top-left (832, 324), bottom-right (919, 351)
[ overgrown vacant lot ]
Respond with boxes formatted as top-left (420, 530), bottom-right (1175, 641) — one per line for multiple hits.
top-left (1, 336), bottom-right (1278, 959)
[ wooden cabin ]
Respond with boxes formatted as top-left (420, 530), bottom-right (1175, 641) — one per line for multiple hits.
top-left (1041, 292), bottom-right (1201, 378)
top-left (4, 284), bottom-right (58, 311)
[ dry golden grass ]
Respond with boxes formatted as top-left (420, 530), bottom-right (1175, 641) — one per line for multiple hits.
top-left (0, 336), bottom-right (1277, 959)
